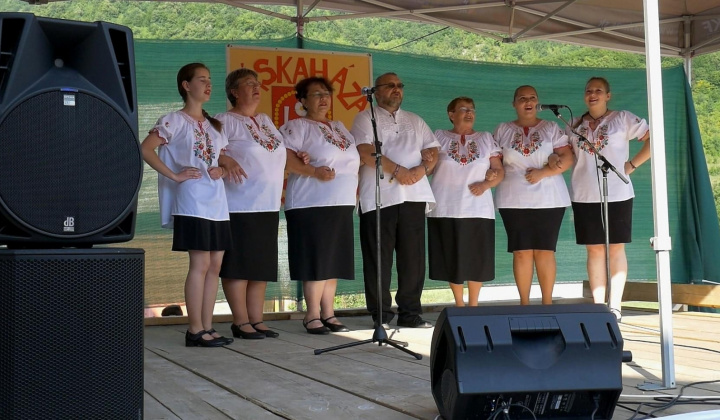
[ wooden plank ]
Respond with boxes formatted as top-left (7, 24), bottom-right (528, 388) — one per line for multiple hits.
top-left (145, 327), bottom-right (418, 420)
top-left (583, 281), bottom-right (720, 307)
top-left (143, 310), bottom-right (720, 420)
top-left (144, 350), bottom-right (282, 419)
top-left (210, 319), bottom-right (438, 418)
top-left (250, 349), bottom-right (438, 418)
top-left (620, 311), bottom-right (720, 343)
top-left (144, 391), bottom-right (181, 420)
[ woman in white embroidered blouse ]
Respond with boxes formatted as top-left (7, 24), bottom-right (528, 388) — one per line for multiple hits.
top-left (280, 77), bottom-right (361, 334)
top-left (494, 85), bottom-right (573, 305)
top-left (216, 68), bottom-right (309, 340)
top-left (568, 77), bottom-right (650, 321)
top-left (141, 63), bottom-right (231, 348)
top-left (428, 97), bottom-right (504, 306)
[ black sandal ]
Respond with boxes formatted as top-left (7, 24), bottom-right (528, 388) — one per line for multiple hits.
top-left (321, 316), bottom-right (349, 332)
top-left (230, 323), bottom-right (265, 340)
top-left (185, 330), bottom-right (226, 347)
top-left (207, 328), bottom-right (234, 345)
top-left (302, 318), bottom-right (330, 335)
top-left (250, 322), bottom-right (279, 338)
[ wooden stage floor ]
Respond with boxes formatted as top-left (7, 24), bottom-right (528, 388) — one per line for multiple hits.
top-left (143, 308), bottom-right (720, 419)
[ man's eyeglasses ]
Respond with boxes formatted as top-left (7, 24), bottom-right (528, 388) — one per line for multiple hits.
top-left (453, 107), bottom-right (476, 114)
top-left (376, 82), bottom-right (405, 90)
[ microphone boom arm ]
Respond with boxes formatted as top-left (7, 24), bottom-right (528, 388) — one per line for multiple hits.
top-left (551, 108), bottom-right (629, 184)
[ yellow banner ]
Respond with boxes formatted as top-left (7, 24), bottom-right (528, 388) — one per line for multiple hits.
top-left (226, 45), bottom-right (373, 129)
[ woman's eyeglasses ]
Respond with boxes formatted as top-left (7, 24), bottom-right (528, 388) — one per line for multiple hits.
top-left (309, 92), bottom-right (331, 98)
top-left (238, 80), bottom-right (261, 88)
top-left (453, 107), bottom-right (476, 114)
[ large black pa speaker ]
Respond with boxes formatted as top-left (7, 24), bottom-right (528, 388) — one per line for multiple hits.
top-left (0, 248), bottom-right (144, 418)
top-left (430, 304), bottom-right (624, 420)
top-left (0, 13), bottom-right (142, 247)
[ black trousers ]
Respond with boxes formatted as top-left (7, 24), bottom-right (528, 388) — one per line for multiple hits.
top-left (359, 201), bottom-right (426, 323)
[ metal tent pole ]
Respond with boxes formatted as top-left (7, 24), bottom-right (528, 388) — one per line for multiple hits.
top-left (639, 0), bottom-right (676, 391)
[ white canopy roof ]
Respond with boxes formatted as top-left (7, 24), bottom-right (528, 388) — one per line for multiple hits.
top-left (25, 0), bottom-right (720, 57)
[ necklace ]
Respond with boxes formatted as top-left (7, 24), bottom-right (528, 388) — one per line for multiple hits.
top-left (588, 110), bottom-right (610, 122)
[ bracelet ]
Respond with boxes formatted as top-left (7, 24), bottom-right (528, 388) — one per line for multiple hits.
top-left (389, 164), bottom-right (400, 183)
top-left (628, 160), bottom-right (637, 169)
top-left (423, 164), bottom-right (429, 175)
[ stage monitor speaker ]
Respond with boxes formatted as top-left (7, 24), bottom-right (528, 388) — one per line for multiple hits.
top-left (0, 248), bottom-right (144, 419)
top-left (430, 304), bottom-right (623, 420)
top-left (0, 13), bottom-right (142, 247)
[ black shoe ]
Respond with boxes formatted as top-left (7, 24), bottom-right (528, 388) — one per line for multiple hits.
top-left (207, 328), bottom-right (234, 345)
top-left (303, 318), bottom-right (330, 335)
top-left (230, 323), bottom-right (265, 339)
top-left (185, 330), bottom-right (226, 347)
top-left (321, 316), bottom-right (349, 332)
top-left (397, 316), bottom-right (433, 329)
top-left (251, 322), bottom-right (279, 338)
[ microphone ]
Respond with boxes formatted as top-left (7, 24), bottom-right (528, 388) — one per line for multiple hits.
top-left (536, 104), bottom-right (569, 111)
top-left (361, 86), bottom-right (375, 95)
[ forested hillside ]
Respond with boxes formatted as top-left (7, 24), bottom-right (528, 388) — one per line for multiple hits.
top-left (1, 0), bottom-right (719, 212)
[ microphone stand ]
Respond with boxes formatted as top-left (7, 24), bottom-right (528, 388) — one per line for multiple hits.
top-left (314, 90), bottom-right (421, 360)
top-left (551, 108), bottom-right (628, 308)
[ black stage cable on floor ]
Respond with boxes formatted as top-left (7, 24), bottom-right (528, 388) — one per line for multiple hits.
top-left (626, 379), bottom-right (720, 420)
top-left (615, 403), bottom-right (655, 417)
top-left (486, 402), bottom-right (538, 420)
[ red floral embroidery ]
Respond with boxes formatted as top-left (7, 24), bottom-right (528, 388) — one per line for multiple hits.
top-left (447, 139), bottom-right (479, 165)
top-left (245, 122), bottom-right (281, 152)
top-left (577, 124), bottom-right (609, 155)
top-left (319, 123), bottom-right (352, 151)
top-left (510, 130), bottom-right (541, 156)
top-left (193, 122), bottom-right (216, 167)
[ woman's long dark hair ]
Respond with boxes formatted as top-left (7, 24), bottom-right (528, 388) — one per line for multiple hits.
top-left (177, 62), bottom-right (222, 132)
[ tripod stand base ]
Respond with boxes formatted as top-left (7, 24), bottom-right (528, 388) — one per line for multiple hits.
top-left (314, 325), bottom-right (422, 360)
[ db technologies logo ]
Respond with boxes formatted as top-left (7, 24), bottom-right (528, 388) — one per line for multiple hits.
top-left (63, 217), bottom-right (75, 232)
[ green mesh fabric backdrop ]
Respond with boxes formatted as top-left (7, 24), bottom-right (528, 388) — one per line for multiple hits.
top-left (127, 38), bottom-right (720, 308)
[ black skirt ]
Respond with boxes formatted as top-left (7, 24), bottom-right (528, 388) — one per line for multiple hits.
top-left (572, 199), bottom-right (633, 245)
top-left (498, 207), bottom-right (566, 252)
top-left (172, 215), bottom-right (232, 252)
top-left (428, 217), bottom-right (495, 284)
top-left (285, 206), bottom-right (355, 281)
top-left (219, 212), bottom-right (279, 282)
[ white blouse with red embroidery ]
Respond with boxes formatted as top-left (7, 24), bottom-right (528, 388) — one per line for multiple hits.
top-left (215, 112), bottom-right (286, 213)
top-left (494, 119), bottom-right (571, 209)
top-left (566, 110), bottom-right (648, 203)
top-left (280, 118), bottom-right (360, 210)
top-left (152, 110), bottom-right (229, 228)
top-left (428, 130), bottom-right (501, 219)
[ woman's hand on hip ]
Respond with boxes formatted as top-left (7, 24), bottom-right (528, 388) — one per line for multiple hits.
top-left (175, 167), bottom-right (202, 183)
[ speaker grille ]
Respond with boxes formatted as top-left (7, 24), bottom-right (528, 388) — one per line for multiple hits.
top-left (0, 249), bottom-right (144, 418)
top-left (0, 90), bottom-right (141, 238)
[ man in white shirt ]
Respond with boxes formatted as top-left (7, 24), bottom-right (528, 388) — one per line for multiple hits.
top-left (351, 72), bottom-right (440, 329)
